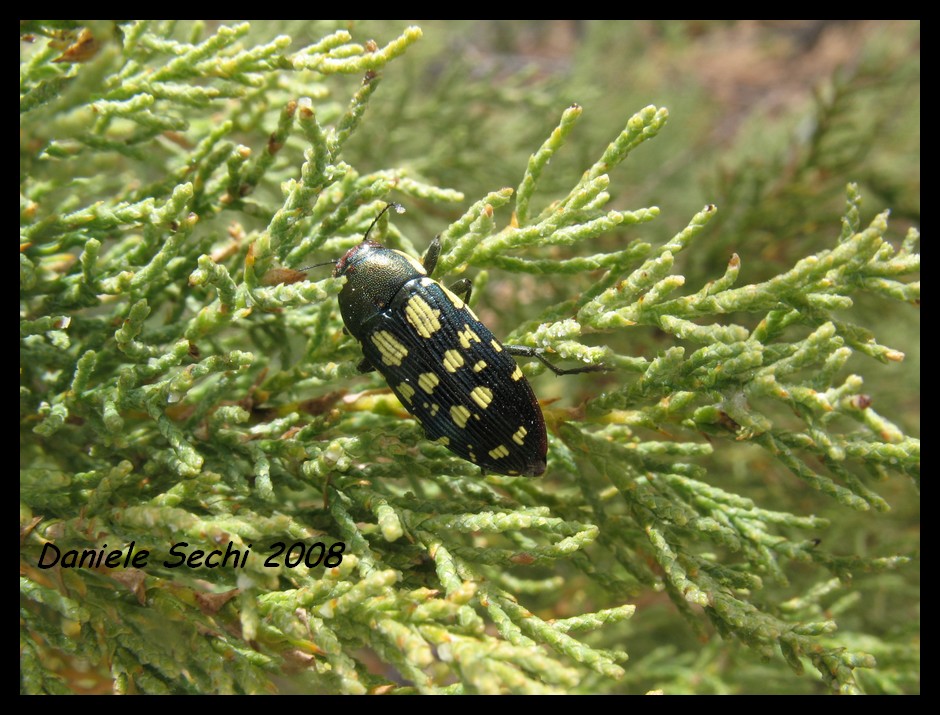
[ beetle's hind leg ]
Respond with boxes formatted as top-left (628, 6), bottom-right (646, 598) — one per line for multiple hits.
top-left (504, 345), bottom-right (610, 376)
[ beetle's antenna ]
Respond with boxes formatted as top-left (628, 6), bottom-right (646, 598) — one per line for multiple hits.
top-left (296, 203), bottom-right (406, 272)
top-left (363, 202), bottom-right (405, 243)
top-left (301, 259), bottom-right (338, 271)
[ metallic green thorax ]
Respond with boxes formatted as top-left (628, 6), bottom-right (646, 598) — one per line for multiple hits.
top-left (334, 240), bottom-right (427, 341)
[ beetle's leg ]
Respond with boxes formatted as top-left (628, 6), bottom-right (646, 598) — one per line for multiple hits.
top-left (448, 278), bottom-right (473, 304)
top-left (422, 235), bottom-right (441, 276)
top-left (423, 236), bottom-right (472, 302)
top-left (503, 345), bottom-right (610, 376)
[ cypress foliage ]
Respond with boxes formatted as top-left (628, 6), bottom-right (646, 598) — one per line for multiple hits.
top-left (21, 21), bottom-right (919, 694)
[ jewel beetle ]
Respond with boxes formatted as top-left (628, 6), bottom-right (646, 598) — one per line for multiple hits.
top-left (328, 203), bottom-right (606, 477)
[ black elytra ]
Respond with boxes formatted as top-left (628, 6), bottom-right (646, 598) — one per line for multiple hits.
top-left (331, 203), bottom-right (606, 477)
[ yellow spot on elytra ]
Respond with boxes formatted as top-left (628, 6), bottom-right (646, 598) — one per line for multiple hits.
top-left (488, 444), bottom-right (510, 459)
top-left (470, 386), bottom-right (493, 409)
top-left (457, 324), bottom-right (482, 349)
top-left (435, 436), bottom-right (450, 446)
top-left (491, 340), bottom-right (503, 352)
top-left (450, 405), bottom-right (471, 428)
top-left (397, 382), bottom-right (415, 404)
top-left (510, 365), bottom-right (524, 381)
top-left (418, 372), bottom-right (440, 393)
top-left (512, 426), bottom-right (527, 445)
top-left (443, 349), bottom-right (464, 372)
top-left (371, 330), bottom-right (408, 366)
top-left (404, 294), bottom-right (441, 338)
top-left (472, 360), bottom-right (487, 372)
top-left (429, 403), bottom-right (440, 416)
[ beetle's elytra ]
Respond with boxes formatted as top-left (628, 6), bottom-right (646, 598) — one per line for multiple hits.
top-left (331, 204), bottom-right (605, 476)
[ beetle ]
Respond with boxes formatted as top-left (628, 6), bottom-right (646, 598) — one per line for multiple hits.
top-left (328, 203), bottom-right (606, 477)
